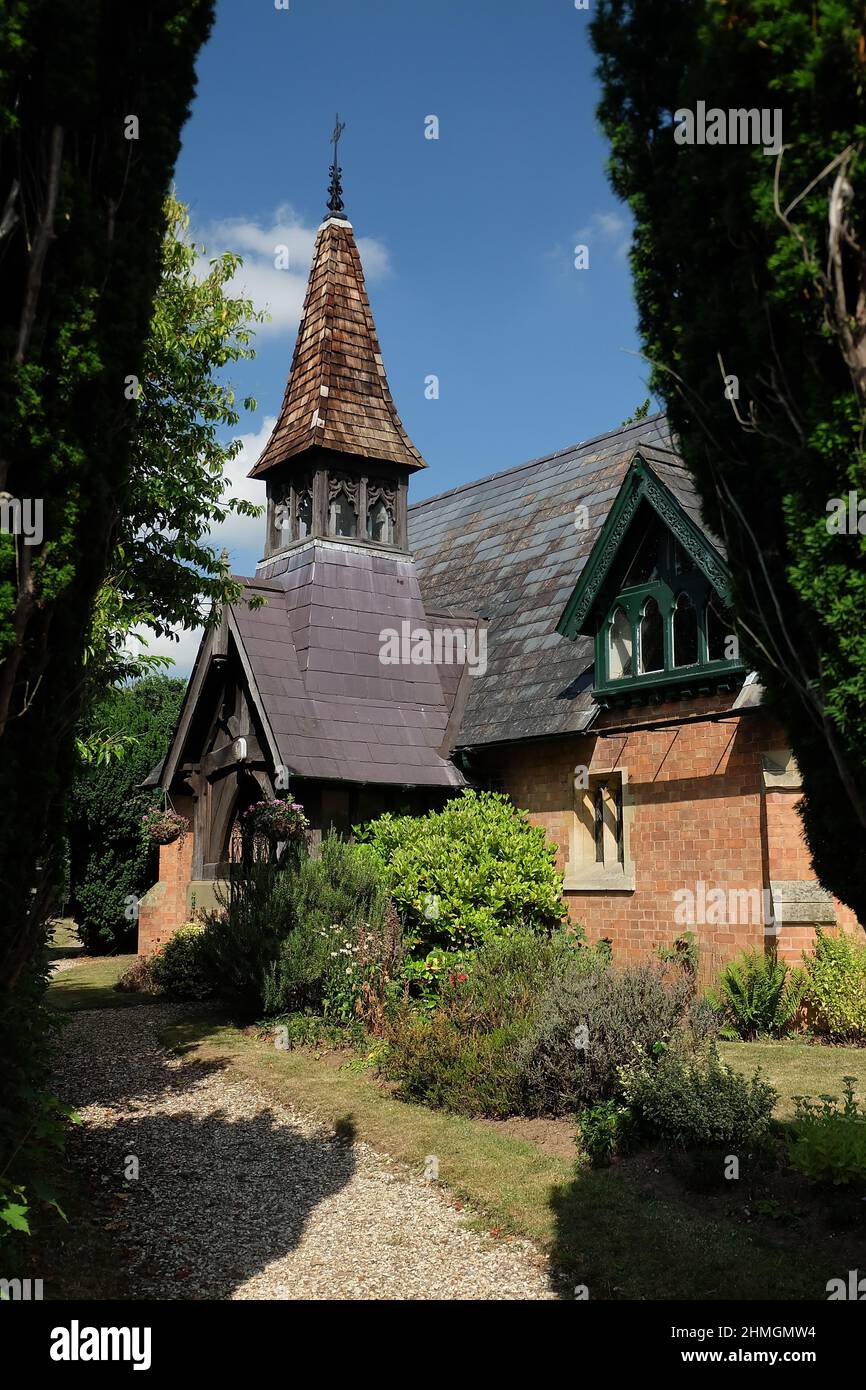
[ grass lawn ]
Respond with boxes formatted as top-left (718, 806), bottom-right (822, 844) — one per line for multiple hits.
top-left (160, 1010), bottom-right (866, 1301)
top-left (47, 917), bottom-right (82, 962)
top-left (720, 1039), bottom-right (866, 1117)
top-left (46, 954), bottom-right (143, 1011)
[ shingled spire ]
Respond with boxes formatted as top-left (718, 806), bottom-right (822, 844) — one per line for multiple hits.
top-left (249, 156), bottom-right (426, 480)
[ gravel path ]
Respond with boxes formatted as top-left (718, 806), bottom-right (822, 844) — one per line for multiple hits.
top-left (55, 1004), bottom-right (556, 1300)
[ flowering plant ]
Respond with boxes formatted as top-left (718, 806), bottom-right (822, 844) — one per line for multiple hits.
top-left (141, 805), bottom-right (189, 846)
top-left (240, 798), bottom-right (309, 843)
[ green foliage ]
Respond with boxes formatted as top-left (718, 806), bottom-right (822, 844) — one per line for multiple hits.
top-left (198, 834), bottom-right (392, 1020)
top-left (577, 1100), bottom-right (637, 1166)
top-left (590, 0), bottom-right (866, 921)
top-left (150, 925), bottom-right (214, 1002)
top-left (85, 194), bottom-right (265, 690)
top-left (0, 949), bottom-right (76, 1261)
top-left (381, 932), bottom-right (607, 1118)
top-left (656, 931), bottom-right (700, 983)
top-left (621, 397), bottom-right (651, 425)
top-left (0, 0), bottom-right (214, 1276)
top-left (517, 961), bottom-right (713, 1116)
top-left (707, 948), bottom-right (806, 1040)
top-left (0, 0), bottom-right (217, 985)
top-left (320, 900), bottom-right (405, 1033)
top-left (623, 1051), bottom-right (778, 1150)
top-left (66, 676), bottom-right (185, 953)
top-left (801, 928), bottom-right (866, 1041)
top-left (356, 791), bottom-right (567, 962)
top-left (258, 1012), bottom-right (369, 1054)
top-left (789, 1077), bottom-right (866, 1184)
top-left (383, 1012), bottom-right (527, 1119)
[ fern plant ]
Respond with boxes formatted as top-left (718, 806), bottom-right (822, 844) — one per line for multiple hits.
top-left (707, 948), bottom-right (805, 1040)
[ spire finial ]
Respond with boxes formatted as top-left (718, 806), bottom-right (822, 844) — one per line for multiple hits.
top-left (326, 113), bottom-right (347, 220)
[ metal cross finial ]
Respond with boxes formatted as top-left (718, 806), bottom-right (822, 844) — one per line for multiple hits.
top-left (326, 113), bottom-right (347, 220)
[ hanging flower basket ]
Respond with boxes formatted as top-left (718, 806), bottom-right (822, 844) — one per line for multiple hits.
top-left (241, 798), bottom-right (309, 845)
top-left (141, 805), bottom-right (189, 847)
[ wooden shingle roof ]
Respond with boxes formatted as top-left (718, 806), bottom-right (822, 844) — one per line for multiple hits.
top-left (249, 218), bottom-right (426, 478)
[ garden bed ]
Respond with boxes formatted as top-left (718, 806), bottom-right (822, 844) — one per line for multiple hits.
top-left (158, 1008), bottom-right (866, 1301)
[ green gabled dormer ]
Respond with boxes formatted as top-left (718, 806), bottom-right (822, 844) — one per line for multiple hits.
top-left (556, 449), bottom-right (746, 704)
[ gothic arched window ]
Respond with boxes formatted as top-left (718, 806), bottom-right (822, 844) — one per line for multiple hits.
top-left (608, 606), bottom-right (633, 679)
top-left (673, 592), bottom-right (699, 667)
top-left (296, 485), bottom-right (313, 539)
top-left (328, 473), bottom-right (358, 538)
top-left (639, 596), bottom-right (663, 673)
top-left (367, 497), bottom-right (394, 545)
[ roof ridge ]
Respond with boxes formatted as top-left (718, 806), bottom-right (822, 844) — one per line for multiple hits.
top-left (409, 413), bottom-right (669, 511)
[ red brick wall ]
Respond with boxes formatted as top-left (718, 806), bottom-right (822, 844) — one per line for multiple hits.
top-left (479, 699), bottom-right (859, 976)
top-left (137, 831), bottom-right (194, 958)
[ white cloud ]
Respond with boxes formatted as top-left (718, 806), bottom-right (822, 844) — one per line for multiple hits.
top-left (574, 209), bottom-right (631, 260)
top-left (193, 204), bottom-right (391, 334)
top-left (206, 414), bottom-right (276, 556)
top-left (131, 623), bottom-right (205, 679)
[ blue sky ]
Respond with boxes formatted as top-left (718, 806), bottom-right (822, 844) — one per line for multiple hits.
top-left (159, 0), bottom-right (654, 670)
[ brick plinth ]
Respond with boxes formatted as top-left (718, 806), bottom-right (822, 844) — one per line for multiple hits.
top-left (137, 832), bottom-right (194, 957)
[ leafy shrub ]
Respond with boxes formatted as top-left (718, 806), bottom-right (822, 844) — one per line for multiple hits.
top-left (381, 931), bottom-right (604, 1117)
top-left (789, 1077), bottom-right (866, 1185)
top-left (707, 947), bottom-right (805, 1040)
top-left (0, 954), bottom-right (75, 1261)
top-left (267, 834), bottom-right (390, 1017)
top-left (623, 1051), bottom-right (777, 1149)
top-left (323, 899), bottom-right (404, 1033)
top-left (199, 834), bottom-right (391, 1018)
top-left (67, 676), bottom-right (185, 953)
top-left (150, 925), bottom-right (214, 1001)
top-left (801, 928), bottom-right (866, 1042)
top-left (115, 955), bottom-right (161, 995)
top-left (577, 1100), bottom-right (637, 1166)
top-left (384, 1012), bottom-right (528, 1118)
top-left (655, 931), bottom-right (699, 984)
top-left (356, 790), bottom-right (566, 960)
top-left (516, 962), bottom-right (714, 1116)
top-left (199, 861), bottom-right (294, 1013)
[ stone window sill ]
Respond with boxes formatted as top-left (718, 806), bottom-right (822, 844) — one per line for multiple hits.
top-left (563, 867), bottom-right (636, 893)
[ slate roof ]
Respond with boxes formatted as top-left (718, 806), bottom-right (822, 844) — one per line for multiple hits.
top-left (249, 218), bottom-right (426, 478)
top-left (407, 415), bottom-right (714, 748)
top-left (229, 542), bottom-right (465, 787)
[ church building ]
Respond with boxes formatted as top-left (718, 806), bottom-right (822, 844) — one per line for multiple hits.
top-left (138, 157), bottom-right (859, 968)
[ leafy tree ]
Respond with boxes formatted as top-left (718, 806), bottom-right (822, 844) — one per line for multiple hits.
top-left (0, 0), bottom-right (213, 1258)
top-left (621, 397), bottom-right (651, 425)
top-left (88, 194), bottom-right (264, 691)
top-left (67, 676), bottom-right (185, 953)
top-left (591, 0), bottom-right (866, 921)
top-left (0, 0), bottom-right (215, 995)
